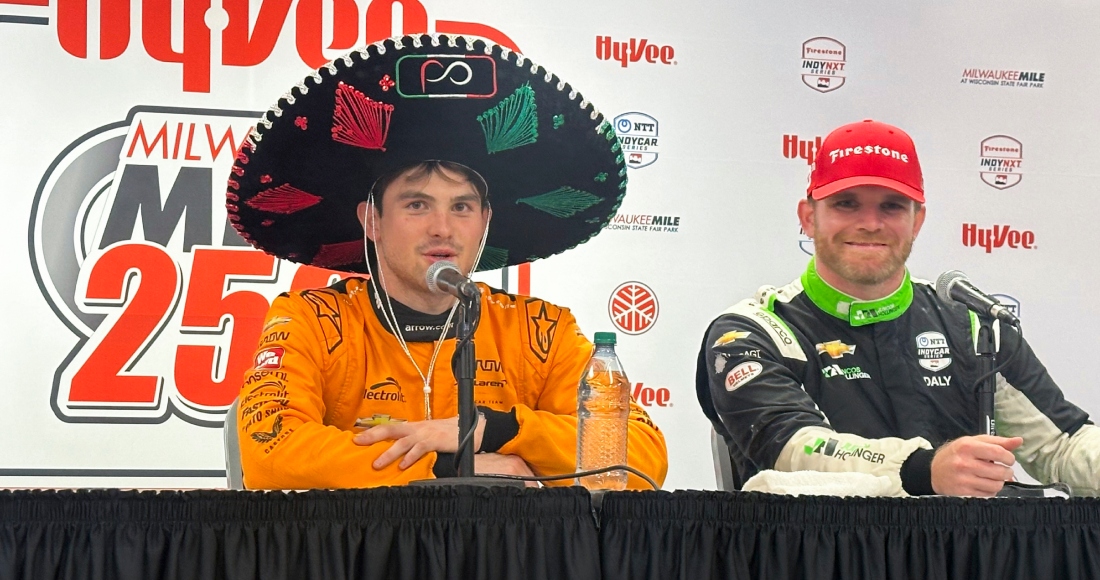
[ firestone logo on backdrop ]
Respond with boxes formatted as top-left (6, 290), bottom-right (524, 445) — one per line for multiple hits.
top-left (979, 135), bottom-right (1023, 189)
top-left (962, 223), bottom-right (1036, 253)
top-left (614, 112), bottom-right (660, 169)
top-left (801, 37), bottom-right (846, 92)
top-left (50, 0), bottom-right (518, 93)
top-left (609, 282), bottom-right (659, 335)
top-left (595, 36), bottom-right (676, 67)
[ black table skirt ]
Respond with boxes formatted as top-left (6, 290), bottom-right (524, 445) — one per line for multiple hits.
top-left (600, 490), bottom-right (1100, 580)
top-left (0, 487), bottom-right (600, 580)
top-left (3, 487), bottom-right (1100, 580)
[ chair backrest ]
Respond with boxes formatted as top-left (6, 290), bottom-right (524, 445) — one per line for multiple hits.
top-left (710, 427), bottom-right (736, 491)
top-left (224, 398), bottom-right (244, 490)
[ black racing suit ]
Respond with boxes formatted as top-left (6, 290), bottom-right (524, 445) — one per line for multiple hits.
top-left (697, 259), bottom-right (1100, 496)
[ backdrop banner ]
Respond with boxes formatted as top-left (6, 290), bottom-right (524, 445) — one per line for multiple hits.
top-left (3, 0), bottom-right (1096, 491)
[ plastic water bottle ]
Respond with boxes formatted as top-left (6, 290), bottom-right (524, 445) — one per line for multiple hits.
top-left (576, 332), bottom-right (630, 490)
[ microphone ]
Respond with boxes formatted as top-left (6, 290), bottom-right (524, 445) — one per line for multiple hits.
top-left (936, 270), bottom-right (1020, 326)
top-left (425, 261), bottom-right (481, 302)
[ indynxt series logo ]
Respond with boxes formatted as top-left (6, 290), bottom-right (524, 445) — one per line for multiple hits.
top-left (30, 106), bottom-right (343, 426)
top-left (803, 437), bottom-right (885, 464)
top-left (821, 364), bottom-right (870, 380)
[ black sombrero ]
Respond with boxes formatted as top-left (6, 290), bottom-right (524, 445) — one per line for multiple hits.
top-left (226, 34), bottom-right (627, 273)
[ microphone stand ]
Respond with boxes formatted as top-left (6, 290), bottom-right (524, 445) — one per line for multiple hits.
top-left (977, 314), bottom-right (1052, 497)
top-left (412, 289), bottom-right (523, 488)
top-left (454, 294), bottom-right (478, 477)
top-left (974, 313), bottom-right (997, 437)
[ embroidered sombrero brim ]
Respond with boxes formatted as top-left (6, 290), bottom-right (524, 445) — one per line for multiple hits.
top-left (227, 34), bottom-right (626, 273)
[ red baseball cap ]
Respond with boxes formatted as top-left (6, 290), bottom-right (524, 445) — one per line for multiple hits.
top-left (808, 119), bottom-right (924, 203)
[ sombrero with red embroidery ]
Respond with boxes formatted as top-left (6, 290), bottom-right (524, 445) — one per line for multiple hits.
top-left (226, 34), bottom-right (627, 273)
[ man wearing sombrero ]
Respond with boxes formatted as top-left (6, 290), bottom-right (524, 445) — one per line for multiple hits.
top-left (228, 34), bottom-right (668, 489)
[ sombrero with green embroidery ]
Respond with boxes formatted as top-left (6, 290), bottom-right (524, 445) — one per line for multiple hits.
top-left (226, 34), bottom-right (626, 273)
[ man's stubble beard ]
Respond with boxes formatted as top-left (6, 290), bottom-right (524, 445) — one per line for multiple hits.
top-left (814, 233), bottom-right (915, 287)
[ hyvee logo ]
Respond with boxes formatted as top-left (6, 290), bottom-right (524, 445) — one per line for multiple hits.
top-left (53, 0), bottom-right (519, 93)
top-left (30, 107), bottom-right (341, 425)
top-left (801, 37), bottom-right (846, 93)
top-left (614, 112), bottom-right (661, 169)
top-left (979, 135), bottom-right (1023, 189)
top-left (783, 134), bottom-right (823, 165)
top-left (632, 383), bottom-right (672, 407)
top-left (396, 55), bottom-right (497, 99)
top-left (609, 281), bottom-right (659, 335)
top-left (595, 36), bottom-right (676, 67)
top-left (962, 223), bottom-right (1036, 253)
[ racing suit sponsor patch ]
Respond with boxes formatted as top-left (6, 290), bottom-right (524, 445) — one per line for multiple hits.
top-left (915, 331), bottom-right (952, 371)
top-left (725, 361), bottom-right (762, 391)
top-left (254, 347), bottom-right (285, 370)
top-left (815, 340), bottom-right (856, 359)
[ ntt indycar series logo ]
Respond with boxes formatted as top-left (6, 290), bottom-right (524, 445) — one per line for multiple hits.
top-left (614, 112), bottom-right (660, 169)
top-left (979, 135), bottom-right (1023, 189)
top-left (29, 106), bottom-right (341, 426)
top-left (801, 37), bottom-right (846, 93)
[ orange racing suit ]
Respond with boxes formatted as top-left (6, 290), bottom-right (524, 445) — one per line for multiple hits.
top-left (237, 277), bottom-right (668, 489)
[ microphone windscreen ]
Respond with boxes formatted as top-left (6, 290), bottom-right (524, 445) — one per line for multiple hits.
top-left (936, 270), bottom-right (967, 303)
top-left (425, 260), bottom-right (461, 294)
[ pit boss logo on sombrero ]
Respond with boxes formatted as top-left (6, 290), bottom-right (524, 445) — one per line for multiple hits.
top-left (979, 135), bottom-right (1023, 190)
top-left (801, 37), bottom-right (847, 93)
top-left (29, 106), bottom-right (340, 425)
top-left (614, 112), bottom-right (660, 169)
top-left (396, 55), bottom-right (497, 99)
top-left (915, 331), bottom-right (952, 371)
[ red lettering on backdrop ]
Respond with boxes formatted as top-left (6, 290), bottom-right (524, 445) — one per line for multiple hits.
top-left (295, 0), bottom-right (359, 68)
top-left (69, 243), bottom-right (181, 404)
top-left (175, 248), bottom-right (276, 407)
top-left (363, 0), bottom-right (427, 44)
top-left (435, 20), bottom-right (519, 52)
top-left (222, 0), bottom-right (293, 67)
top-left (56, 0), bottom-right (521, 93)
top-left (57, 0), bottom-right (129, 59)
top-left (142, 0), bottom-right (212, 92)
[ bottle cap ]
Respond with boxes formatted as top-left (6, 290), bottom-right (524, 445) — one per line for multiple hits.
top-left (593, 332), bottom-right (617, 345)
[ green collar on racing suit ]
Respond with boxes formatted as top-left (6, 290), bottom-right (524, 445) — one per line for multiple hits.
top-left (801, 258), bottom-right (913, 327)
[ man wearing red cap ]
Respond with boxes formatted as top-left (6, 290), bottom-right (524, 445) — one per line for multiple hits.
top-left (697, 120), bottom-right (1100, 497)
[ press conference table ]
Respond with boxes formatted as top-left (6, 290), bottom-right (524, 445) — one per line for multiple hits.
top-left (2, 486), bottom-right (1099, 580)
